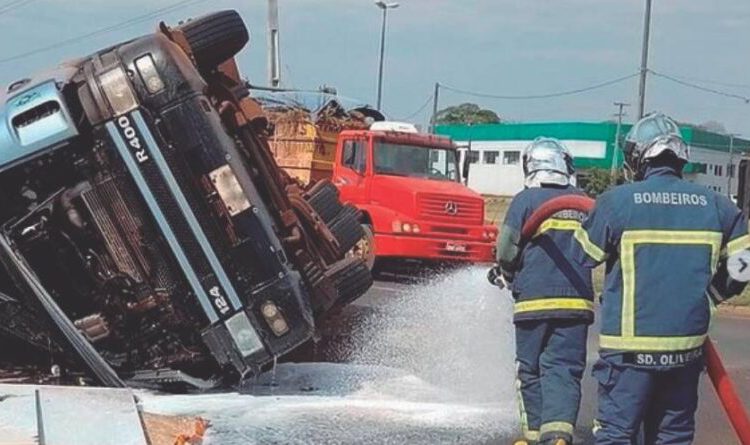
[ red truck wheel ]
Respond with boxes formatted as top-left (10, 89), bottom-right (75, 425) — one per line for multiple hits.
top-left (349, 224), bottom-right (376, 271)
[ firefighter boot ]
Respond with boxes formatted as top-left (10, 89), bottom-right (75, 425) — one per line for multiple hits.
top-left (539, 432), bottom-right (572, 445)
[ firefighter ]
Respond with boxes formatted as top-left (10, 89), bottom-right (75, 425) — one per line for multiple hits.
top-left (571, 113), bottom-right (750, 444)
top-left (491, 137), bottom-right (594, 445)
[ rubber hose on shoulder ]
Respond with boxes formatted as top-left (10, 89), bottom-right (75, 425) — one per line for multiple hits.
top-left (519, 194), bottom-right (750, 445)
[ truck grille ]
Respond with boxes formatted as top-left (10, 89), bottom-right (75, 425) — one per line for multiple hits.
top-left (417, 193), bottom-right (483, 225)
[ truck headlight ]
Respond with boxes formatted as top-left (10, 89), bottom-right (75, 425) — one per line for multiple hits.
top-left (261, 301), bottom-right (289, 336)
top-left (392, 221), bottom-right (421, 233)
top-left (98, 66), bottom-right (138, 116)
top-left (135, 55), bottom-right (165, 94)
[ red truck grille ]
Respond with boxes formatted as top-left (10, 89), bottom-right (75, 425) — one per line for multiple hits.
top-left (417, 193), bottom-right (484, 225)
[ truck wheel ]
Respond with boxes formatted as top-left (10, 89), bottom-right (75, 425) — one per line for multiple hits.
top-left (179, 10), bottom-right (250, 73)
top-left (348, 224), bottom-right (376, 271)
top-left (306, 180), bottom-right (342, 223)
top-left (331, 259), bottom-right (373, 307)
top-left (329, 205), bottom-right (364, 254)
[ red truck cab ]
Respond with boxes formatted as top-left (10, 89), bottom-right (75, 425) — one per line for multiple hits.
top-left (332, 122), bottom-right (497, 266)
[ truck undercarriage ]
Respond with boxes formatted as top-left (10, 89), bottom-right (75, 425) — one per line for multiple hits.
top-left (0, 10), bottom-right (372, 389)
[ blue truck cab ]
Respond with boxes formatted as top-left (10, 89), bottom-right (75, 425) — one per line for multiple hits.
top-left (0, 11), bottom-right (371, 387)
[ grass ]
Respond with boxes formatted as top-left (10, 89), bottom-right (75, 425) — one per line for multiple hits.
top-left (728, 288), bottom-right (750, 306)
top-left (484, 195), bottom-right (512, 226)
top-left (482, 195), bottom-right (750, 306)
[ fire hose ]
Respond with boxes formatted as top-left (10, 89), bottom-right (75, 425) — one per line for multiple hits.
top-left (508, 194), bottom-right (750, 444)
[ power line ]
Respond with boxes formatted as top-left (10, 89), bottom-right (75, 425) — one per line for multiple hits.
top-left (399, 94), bottom-right (434, 121)
top-left (439, 73), bottom-right (639, 100)
top-left (0, 0), bottom-right (36, 16)
top-left (652, 72), bottom-right (750, 91)
top-left (0, 0), bottom-right (209, 64)
top-left (649, 70), bottom-right (750, 103)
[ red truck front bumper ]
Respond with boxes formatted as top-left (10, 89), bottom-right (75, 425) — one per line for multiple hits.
top-left (374, 233), bottom-right (495, 263)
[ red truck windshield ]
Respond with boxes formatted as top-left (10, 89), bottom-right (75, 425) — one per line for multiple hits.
top-left (373, 142), bottom-right (459, 182)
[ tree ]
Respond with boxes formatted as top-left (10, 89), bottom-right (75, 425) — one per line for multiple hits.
top-left (581, 168), bottom-right (625, 197)
top-left (697, 120), bottom-right (727, 134)
top-left (433, 103), bottom-right (501, 125)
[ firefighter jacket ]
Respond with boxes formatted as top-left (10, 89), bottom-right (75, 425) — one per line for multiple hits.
top-left (497, 184), bottom-right (594, 323)
top-left (572, 166), bottom-right (750, 356)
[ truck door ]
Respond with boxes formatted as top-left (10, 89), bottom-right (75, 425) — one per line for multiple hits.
top-left (335, 138), bottom-right (369, 204)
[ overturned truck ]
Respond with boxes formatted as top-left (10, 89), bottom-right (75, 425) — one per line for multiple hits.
top-left (0, 10), bottom-right (371, 388)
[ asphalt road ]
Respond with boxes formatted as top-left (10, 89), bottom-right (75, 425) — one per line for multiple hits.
top-left (355, 274), bottom-right (750, 445)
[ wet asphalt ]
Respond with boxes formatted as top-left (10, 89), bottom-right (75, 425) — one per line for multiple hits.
top-left (357, 275), bottom-right (750, 445)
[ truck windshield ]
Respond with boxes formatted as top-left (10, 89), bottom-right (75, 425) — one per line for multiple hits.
top-left (373, 143), bottom-right (459, 181)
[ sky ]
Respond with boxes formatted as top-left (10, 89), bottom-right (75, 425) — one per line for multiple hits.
top-left (1, 0), bottom-right (749, 136)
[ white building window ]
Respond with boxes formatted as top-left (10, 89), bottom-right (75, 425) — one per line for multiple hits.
top-left (483, 150), bottom-right (499, 164)
top-left (503, 150), bottom-right (520, 165)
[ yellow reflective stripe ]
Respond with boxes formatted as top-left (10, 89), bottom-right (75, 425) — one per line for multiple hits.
top-left (621, 238), bottom-right (636, 338)
top-left (725, 234), bottom-right (750, 257)
top-left (540, 421), bottom-right (574, 436)
top-left (620, 230), bottom-right (722, 338)
top-left (515, 362), bottom-right (535, 439)
top-left (573, 226), bottom-right (607, 262)
top-left (514, 298), bottom-right (594, 314)
top-left (534, 218), bottom-right (581, 237)
top-left (599, 334), bottom-right (707, 352)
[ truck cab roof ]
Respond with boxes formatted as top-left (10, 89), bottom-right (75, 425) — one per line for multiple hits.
top-left (339, 128), bottom-right (455, 150)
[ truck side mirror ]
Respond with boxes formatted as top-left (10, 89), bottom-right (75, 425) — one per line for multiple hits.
top-left (462, 151), bottom-right (471, 184)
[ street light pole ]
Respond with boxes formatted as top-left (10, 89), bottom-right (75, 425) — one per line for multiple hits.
top-left (637, 0), bottom-right (653, 119)
top-left (728, 134), bottom-right (737, 197)
top-left (430, 82), bottom-right (440, 133)
top-left (375, 1), bottom-right (399, 111)
top-left (267, 0), bottom-right (281, 87)
top-left (612, 102), bottom-right (630, 179)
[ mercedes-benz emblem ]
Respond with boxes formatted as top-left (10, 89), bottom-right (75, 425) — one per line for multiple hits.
top-left (444, 201), bottom-right (459, 215)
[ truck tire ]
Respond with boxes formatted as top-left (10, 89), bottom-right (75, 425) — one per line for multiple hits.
top-left (329, 205), bottom-right (364, 254)
top-left (306, 180), bottom-right (343, 223)
top-left (332, 259), bottom-right (373, 308)
top-left (179, 10), bottom-right (250, 73)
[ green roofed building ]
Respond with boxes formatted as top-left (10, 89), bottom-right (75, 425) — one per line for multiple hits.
top-left (436, 122), bottom-right (750, 197)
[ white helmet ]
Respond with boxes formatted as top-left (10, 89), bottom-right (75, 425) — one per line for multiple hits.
top-left (624, 113), bottom-right (688, 178)
top-left (522, 137), bottom-right (575, 188)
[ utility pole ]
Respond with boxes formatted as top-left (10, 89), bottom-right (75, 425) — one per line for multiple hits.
top-left (430, 82), bottom-right (440, 133)
top-left (728, 133), bottom-right (737, 197)
top-left (637, 0), bottom-right (653, 119)
top-left (375, 1), bottom-right (399, 111)
top-left (612, 102), bottom-right (630, 179)
top-left (267, 0), bottom-right (281, 87)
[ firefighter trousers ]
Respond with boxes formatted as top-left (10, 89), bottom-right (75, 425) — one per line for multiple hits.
top-left (592, 354), bottom-right (703, 445)
top-left (515, 319), bottom-right (588, 442)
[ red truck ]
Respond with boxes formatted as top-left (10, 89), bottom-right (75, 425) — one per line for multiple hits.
top-left (330, 122), bottom-right (497, 268)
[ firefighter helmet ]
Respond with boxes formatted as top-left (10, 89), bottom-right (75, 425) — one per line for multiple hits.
top-left (522, 137), bottom-right (575, 188)
top-left (623, 112), bottom-right (688, 178)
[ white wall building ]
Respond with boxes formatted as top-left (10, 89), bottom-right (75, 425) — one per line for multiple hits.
top-left (437, 122), bottom-right (749, 198)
